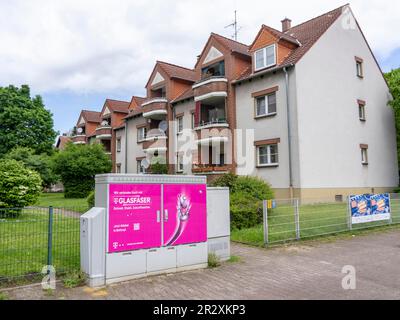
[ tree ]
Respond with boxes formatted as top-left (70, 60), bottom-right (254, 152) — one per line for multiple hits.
top-left (0, 159), bottom-right (42, 209)
top-left (0, 85), bottom-right (57, 155)
top-left (52, 143), bottom-right (112, 198)
top-left (385, 68), bottom-right (400, 164)
top-left (4, 147), bottom-right (58, 188)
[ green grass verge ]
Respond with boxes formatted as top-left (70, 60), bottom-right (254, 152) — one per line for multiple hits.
top-left (0, 208), bottom-right (80, 284)
top-left (232, 200), bottom-right (400, 246)
top-left (35, 193), bottom-right (89, 213)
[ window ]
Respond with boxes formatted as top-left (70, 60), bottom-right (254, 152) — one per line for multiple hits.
top-left (254, 44), bottom-right (276, 71)
top-left (191, 112), bottom-right (195, 129)
top-left (256, 92), bottom-right (277, 117)
top-left (137, 127), bottom-right (147, 142)
top-left (257, 144), bottom-right (279, 166)
top-left (177, 116), bottom-right (183, 134)
top-left (361, 147), bottom-right (368, 165)
top-left (176, 154), bottom-right (184, 173)
top-left (355, 57), bottom-right (364, 78)
top-left (116, 164), bottom-right (121, 174)
top-left (359, 104), bottom-right (366, 121)
top-left (137, 159), bottom-right (147, 174)
top-left (201, 61), bottom-right (225, 79)
top-left (116, 138), bottom-right (121, 152)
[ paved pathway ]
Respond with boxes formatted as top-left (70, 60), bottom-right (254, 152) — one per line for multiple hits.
top-left (4, 229), bottom-right (400, 300)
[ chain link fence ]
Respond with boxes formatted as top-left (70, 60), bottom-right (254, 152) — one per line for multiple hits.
top-left (263, 195), bottom-right (400, 245)
top-left (0, 206), bottom-right (83, 286)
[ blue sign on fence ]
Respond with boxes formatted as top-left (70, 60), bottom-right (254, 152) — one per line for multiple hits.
top-left (349, 193), bottom-right (391, 224)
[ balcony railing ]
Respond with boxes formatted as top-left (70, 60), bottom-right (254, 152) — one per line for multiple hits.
top-left (194, 119), bottom-right (228, 130)
top-left (193, 76), bottom-right (228, 102)
top-left (141, 98), bottom-right (168, 119)
top-left (96, 126), bottom-right (112, 139)
top-left (72, 135), bottom-right (86, 144)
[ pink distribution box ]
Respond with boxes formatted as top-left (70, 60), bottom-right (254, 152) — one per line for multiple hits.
top-left (108, 183), bottom-right (207, 253)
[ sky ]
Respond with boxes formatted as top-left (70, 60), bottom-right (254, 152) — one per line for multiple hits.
top-left (0, 0), bottom-right (399, 136)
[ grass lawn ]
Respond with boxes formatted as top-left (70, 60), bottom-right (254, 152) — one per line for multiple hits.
top-left (35, 193), bottom-right (89, 212)
top-left (232, 200), bottom-right (400, 246)
top-left (0, 208), bottom-right (80, 285)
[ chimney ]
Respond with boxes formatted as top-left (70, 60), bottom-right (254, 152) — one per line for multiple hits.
top-left (281, 18), bottom-right (292, 32)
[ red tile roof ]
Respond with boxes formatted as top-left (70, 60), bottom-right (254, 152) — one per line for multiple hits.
top-left (81, 110), bottom-right (101, 123)
top-left (129, 96), bottom-right (146, 110)
top-left (210, 33), bottom-right (250, 57)
top-left (56, 136), bottom-right (71, 150)
top-left (157, 61), bottom-right (197, 82)
top-left (171, 87), bottom-right (194, 104)
top-left (105, 99), bottom-right (130, 114)
top-left (235, 5), bottom-right (346, 82)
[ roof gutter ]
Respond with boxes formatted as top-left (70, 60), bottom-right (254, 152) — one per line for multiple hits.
top-left (232, 63), bottom-right (294, 85)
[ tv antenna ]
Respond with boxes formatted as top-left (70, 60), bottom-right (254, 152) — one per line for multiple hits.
top-left (225, 10), bottom-right (242, 41)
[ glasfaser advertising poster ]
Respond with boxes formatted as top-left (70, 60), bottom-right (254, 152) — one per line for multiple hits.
top-left (350, 193), bottom-right (391, 224)
top-left (108, 184), bottom-right (162, 253)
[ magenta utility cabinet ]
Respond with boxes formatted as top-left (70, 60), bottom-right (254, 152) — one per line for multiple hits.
top-left (87, 174), bottom-right (209, 285)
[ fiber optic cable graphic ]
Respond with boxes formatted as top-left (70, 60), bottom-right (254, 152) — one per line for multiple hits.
top-left (165, 194), bottom-right (191, 246)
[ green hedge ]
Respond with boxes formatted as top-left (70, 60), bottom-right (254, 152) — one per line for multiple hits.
top-left (87, 191), bottom-right (95, 208)
top-left (211, 173), bottom-right (274, 229)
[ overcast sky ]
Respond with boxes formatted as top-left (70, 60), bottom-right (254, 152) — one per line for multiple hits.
top-left (0, 0), bottom-right (399, 135)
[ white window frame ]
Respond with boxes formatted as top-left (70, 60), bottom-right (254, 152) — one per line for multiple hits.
top-left (356, 60), bottom-right (363, 78)
top-left (254, 44), bottom-right (277, 71)
top-left (191, 113), bottom-right (195, 129)
top-left (255, 92), bottom-right (277, 117)
top-left (177, 116), bottom-right (183, 134)
top-left (137, 159), bottom-right (147, 174)
top-left (176, 154), bottom-right (184, 173)
top-left (359, 104), bottom-right (366, 121)
top-left (138, 127), bottom-right (147, 142)
top-left (361, 148), bottom-right (368, 165)
top-left (257, 144), bottom-right (279, 167)
top-left (116, 164), bottom-right (121, 173)
top-left (116, 138), bottom-right (121, 152)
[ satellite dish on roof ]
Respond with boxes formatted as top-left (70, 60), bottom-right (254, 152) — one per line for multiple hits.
top-left (77, 128), bottom-right (83, 134)
top-left (101, 120), bottom-right (109, 126)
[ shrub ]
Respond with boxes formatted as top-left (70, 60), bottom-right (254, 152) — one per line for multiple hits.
top-left (230, 192), bottom-right (263, 229)
top-left (87, 191), bottom-right (95, 208)
top-left (209, 172), bottom-right (238, 189)
top-left (150, 158), bottom-right (168, 174)
top-left (4, 147), bottom-right (59, 188)
top-left (0, 159), bottom-right (42, 209)
top-left (62, 270), bottom-right (87, 288)
top-left (211, 173), bottom-right (274, 230)
top-left (52, 143), bottom-right (112, 198)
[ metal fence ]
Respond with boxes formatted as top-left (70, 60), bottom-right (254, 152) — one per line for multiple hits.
top-left (263, 195), bottom-right (400, 245)
top-left (0, 206), bottom-right (83, 286)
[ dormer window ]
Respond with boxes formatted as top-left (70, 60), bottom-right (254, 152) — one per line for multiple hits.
top-left (255, 44), bottom-right (276, 71)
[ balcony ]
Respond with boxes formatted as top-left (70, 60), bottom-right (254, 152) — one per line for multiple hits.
top-left (192, 164), bottom-right (233, 174)
top-left (194, 119), bottom-right (229, 131)
top-left (141, 98), bottom-right (168, 120)
top-left (142, 135), bottom-right (168, 154)
top-left (96, 126), bottom-right (112, 140)
top-left (194, 127), bottom-right (230, 146)
top-left (72, 135), bottom-right (86, 145)
top-left (193, 76), bottom-right (228, 103)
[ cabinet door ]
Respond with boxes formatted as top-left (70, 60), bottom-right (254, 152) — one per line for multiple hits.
top-left (108, 184), bottom-right (162, 252)
top-left (163, 184), bottom-right (207, 246)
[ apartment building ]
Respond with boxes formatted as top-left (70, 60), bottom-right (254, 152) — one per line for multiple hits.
top-left (69, 4), bottom-right (398, 200)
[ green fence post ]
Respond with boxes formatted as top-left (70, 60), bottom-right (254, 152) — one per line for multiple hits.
top-left (47, 206), bottom-right (54, 270)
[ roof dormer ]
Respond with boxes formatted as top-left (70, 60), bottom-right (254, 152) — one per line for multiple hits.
top-left (249, 25), bottom-right (299, 73)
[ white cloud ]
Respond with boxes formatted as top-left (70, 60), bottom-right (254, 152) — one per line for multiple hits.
top-left (0, 0), bottom-right (399, 95)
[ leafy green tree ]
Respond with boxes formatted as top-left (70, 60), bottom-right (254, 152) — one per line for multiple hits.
top-left (52, 143), bottom-right (112, 198)
top-left (149, 156), bottom-right (168, 174)
top-left (0, 85), bottom-right (57, 155)
top-left (4, 147), bottom-right (58, 188)
top-left (0, 159), bottom-right (42, 209)
top-left (385, 68), bottom-right (400, 164)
